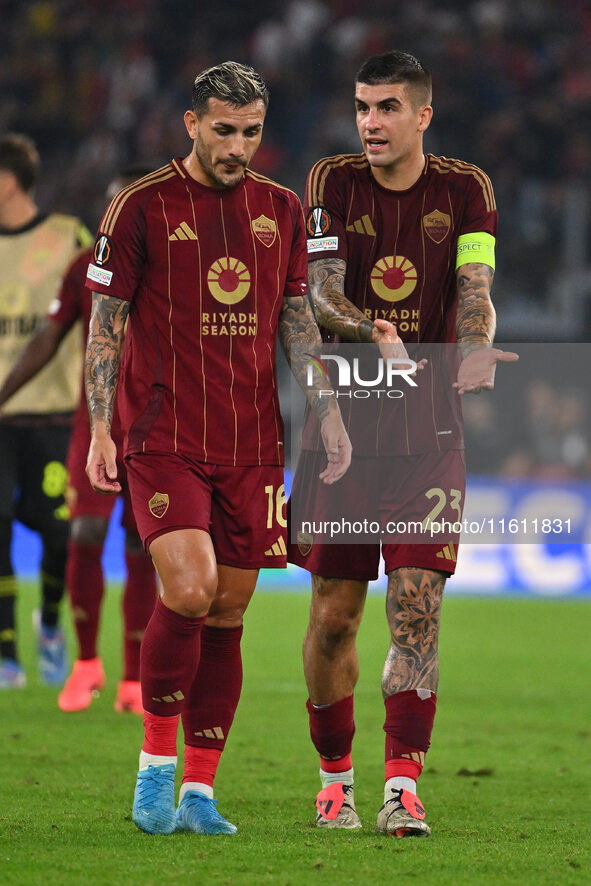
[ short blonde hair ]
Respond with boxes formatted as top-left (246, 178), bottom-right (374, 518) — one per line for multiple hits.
top-left (192, 61), bottom-right (269, 118)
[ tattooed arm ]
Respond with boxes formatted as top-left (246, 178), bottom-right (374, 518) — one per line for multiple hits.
top-left (85, 291), bottom-right (130, 493)
top-left (309, 257), bottom-right (402, 353)
top-left (279, 293), bottom-right (351, 484)
top-left (456, 262), bottom-right (496, 356)
top-left (454, 262), bottom-right (518, 394)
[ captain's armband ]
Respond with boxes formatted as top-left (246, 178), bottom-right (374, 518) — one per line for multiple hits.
top-left (455, 232), bottom-right (495, 271)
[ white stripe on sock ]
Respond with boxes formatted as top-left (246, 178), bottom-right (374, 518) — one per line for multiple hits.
top-left (385, 775), bottom-right (416, 799)
top-left (320, 767), bottom-right (354, 788)
top-left (179, 781), bottom-right (214, 802)
top-left (139, 750), bottom-right (177, 770)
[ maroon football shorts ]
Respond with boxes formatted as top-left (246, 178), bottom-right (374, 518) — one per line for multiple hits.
top-left (288, 449), bottom-right (466, 580)
top-left (125, 451), bottom-right (287, 568)
top-left (66, 416), bottom-right (136, 530)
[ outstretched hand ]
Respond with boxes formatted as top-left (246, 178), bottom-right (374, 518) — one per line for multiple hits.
top-left (319, 410), bottom-right (352, 484)
top-left (453, 347), bottom-right (519, 395)
top-left (86, 432), bottom-right (121, 494)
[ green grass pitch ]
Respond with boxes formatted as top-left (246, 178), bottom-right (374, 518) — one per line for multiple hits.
top-left (0, 582), bottom-right (589, 885)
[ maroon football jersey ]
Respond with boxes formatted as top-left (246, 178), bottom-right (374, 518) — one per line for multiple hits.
top-left (50, 248), bottom-right (124, 441)
top-left (300, 152), bottom-right (497, 456)
top-left (304, 152), bottom-right (496, 342)
top-left (85, 160), bottom-right (308, 465)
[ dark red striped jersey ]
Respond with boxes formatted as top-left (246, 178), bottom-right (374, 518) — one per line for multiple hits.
top-left (301, 152), bottom-right (497, 455)
top-left (86, 160), bottom-right (308, 465)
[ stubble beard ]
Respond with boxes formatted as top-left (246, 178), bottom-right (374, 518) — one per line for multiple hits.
top-left (194, 135), bottom-right (245, 190)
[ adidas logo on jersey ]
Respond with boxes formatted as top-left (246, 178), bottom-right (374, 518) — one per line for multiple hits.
top-left (435, 543), bottom-right (457, 562)
top-left (265, 536), bottom-right (287, 557)
top-left (346, 214), bottom-right (376, 236)
top-left (169, 221), bottom-right (197, 241)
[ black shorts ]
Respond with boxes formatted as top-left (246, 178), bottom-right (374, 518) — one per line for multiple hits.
top-left (0, 419), bottom-right (72, 536)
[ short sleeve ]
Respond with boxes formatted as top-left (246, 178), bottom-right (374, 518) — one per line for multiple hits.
top-left (303, 158), bottom-right (348, 263)
top-left (460, 168), bottom-right (498, 239)
top-left (86, 189), bottom-right (146, 301)
top-left (284, 199), bottom-right (309, 299)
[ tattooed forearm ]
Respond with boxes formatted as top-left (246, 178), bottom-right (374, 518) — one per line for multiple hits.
top-left (85, 292), bottom-right (130, 433)
top-left (310, 258), bottom-right (375, 343)
top-left (279, 294), bottom-right (334, 421)
top-left (382, 568), bottom-right (446, 697)
top-left (456, 262), bottom-right (496, 357)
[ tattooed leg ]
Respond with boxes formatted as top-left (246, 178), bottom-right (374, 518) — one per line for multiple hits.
top-left (382, 567), bottom-right (446, 699)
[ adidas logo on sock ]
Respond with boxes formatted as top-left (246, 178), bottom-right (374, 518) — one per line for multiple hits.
top-left (151, 690), bottom-right (185, 703)
top-left (193, 726), bottom-right (225, 740)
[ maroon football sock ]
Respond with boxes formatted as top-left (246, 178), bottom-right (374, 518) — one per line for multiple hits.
top-left (307, 695), bottom-right (355, 767)
top-left (181, 624), bottom-right (244, 752)
top-left (66, 540), bottom-right (104, 660)
top-left (384, 689), bottom-right (437, 781)
top-left (122, 549), bottom-right (158, 681)
top-left (140, 597), bottom-right (206, 717)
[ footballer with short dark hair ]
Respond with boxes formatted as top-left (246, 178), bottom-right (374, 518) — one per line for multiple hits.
top-left (288, 49), bottom-right (518, 836)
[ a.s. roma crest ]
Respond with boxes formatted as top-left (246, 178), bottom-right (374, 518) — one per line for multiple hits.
top-left (149, 492), bottom-right (169, 519)
top-left (252, 214), bottom-right (277, 248)
top-left (422, 210), bottom-right (451, 244)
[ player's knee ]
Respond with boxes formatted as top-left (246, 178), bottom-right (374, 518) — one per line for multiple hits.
top-left (310, 602), bottom-right (361, 653)
top-left (207, 594), bottom-right (249, 626)
top-left (206, 607), bottom-right (244, 629)
top-left (160, 572), bottom-right (217, 618)
top-left (387, 568), bottom-right (445, 615)
top-left (70, 516), bottom-right (109, 546)
top-left (206, 570), bottom-right (257, 627)
top-left (310, 577), bottom-right (364, 650)
top-left (166, 586), bottom-right (215, 618)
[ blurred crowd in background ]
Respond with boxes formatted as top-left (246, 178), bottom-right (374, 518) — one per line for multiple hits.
top-left (463, 373), bottom-right (591, 479)
top-left (2, 0), bottom-right (590, 475)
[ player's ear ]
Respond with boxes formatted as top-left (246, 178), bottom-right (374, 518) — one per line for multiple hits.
top-left (418, 104), bottom-right (433, 132)
top-left (184, 110), bottom-right (198, 139)
top-left (0, 169), bottom-right (18, 198)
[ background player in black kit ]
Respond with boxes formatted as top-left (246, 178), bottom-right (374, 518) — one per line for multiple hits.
top-left (0, 134), bottom-right (92, 689)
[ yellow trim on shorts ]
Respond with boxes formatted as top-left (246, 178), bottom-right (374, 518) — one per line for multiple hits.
top-left (455, 232), bottom-right (495, 271)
